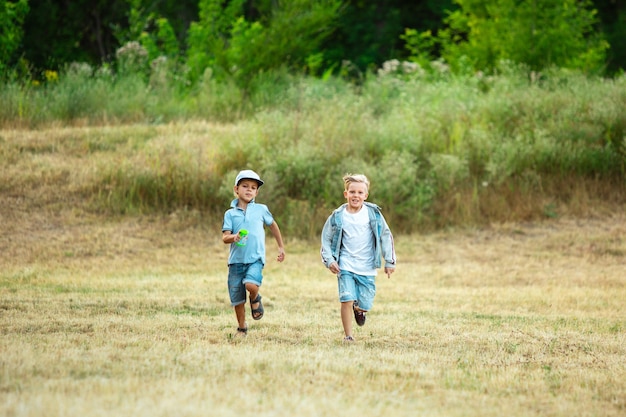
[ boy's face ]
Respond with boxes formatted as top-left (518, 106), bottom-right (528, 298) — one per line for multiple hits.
top-left (234, 179), bottom-right (259, 203)
top-left (344, 182), bottom-right (368, 212)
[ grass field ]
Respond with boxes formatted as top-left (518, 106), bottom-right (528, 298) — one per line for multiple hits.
top-left (1, 122), bottom-right (625, 416)
top-left (1, 191), bottom-right (625, 416)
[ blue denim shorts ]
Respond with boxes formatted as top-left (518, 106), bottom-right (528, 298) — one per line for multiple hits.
top-left (227, 260), bottom-right (263, 306)
top-left (337, 271), bottom-right (376, 311)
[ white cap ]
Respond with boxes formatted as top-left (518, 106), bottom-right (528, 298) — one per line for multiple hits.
top-left (234, 169), bottom-right (264, 187)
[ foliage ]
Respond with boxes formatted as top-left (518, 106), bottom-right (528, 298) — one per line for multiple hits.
top-left (0, 0), bottom-right (29, 76)
top-left (115, 0), bottom-right (180, 58)
top-left (436, 0), bottom-right (609, 73)
top-left (400, 28), bottom-right (438, 69)
top-left (4, 0), bottom-right (626, 79)
top-left (114, 0), bottom-right (147, 45)
top-left (185, 0), bottom-right (246, 83)
top-left (21, 0), bottom-right (130, 73)
top-left (116, 41), bottom-right (149, 76)
top-left (323, 0), bottom-right (456, 71)
top-left (186, 0), bottom-right (343, 94)
top-left (1, 62), bottom-right (625, 233)
top-left (595, 0), bottom-right (626, 74)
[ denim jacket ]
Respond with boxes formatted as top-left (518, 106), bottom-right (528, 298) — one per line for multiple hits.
top-left (320, 202), bottom-right (396, 270)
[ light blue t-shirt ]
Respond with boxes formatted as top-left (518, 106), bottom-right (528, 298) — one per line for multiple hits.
top-left (222, 199), bottom-right (274, 265)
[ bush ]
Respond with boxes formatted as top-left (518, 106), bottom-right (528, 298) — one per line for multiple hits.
top-left (2, 64), bottom-right (626, 237)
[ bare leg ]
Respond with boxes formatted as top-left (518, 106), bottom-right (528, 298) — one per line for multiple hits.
top-left (234, 303), bottom-right (246, 330)
top-left (246, 283), bottom-right (262, 319)
top-left (246, 282), bottom-right (259, 303)
top-left (341, 301), bottom-right (354, 339)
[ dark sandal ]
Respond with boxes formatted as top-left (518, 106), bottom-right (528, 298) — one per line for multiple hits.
top-left (236, 326), bottom-right (248, 335)
top-left (353, 301), bottom-right (366, 327)
top-left (250, 294), bottom-right (264, 320)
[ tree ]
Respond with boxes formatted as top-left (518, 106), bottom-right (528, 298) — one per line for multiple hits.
top-left (323, 0), bottom-right (456, 72)
top-left (114, 0), bottom-right (189, 62)
top-left (436, 0), bottom-right (609, 73)
top-left (186, 0), bottom-right (246, 83)
top-left (186, 0), bottom-right (343, 92)
top-left (20, 0), bottom-right (129, 72)
top-left (594, 0), bottom-right (626, 75)
top-left (0, 0), bottom-right (29, 75)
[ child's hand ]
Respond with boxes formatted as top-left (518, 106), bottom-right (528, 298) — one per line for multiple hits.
top-left (329, 262), bottom-right (340, 274)
top-left (385, 267), bottom-right (395, 278)
top-left (276, 248), bottom-right (285, 262)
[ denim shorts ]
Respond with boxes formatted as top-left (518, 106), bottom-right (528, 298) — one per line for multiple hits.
top-left (337, 271), bottom-right (376, 311)
top-left (227, 260), bottom-right (263, 306)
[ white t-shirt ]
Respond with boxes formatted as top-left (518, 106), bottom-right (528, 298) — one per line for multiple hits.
top-left (339, 207), bottom-right (377, 276)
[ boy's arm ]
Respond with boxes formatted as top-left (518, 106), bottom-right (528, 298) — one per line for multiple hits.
top-left (268, 222), bottom-right (286, 262)
top-left (320, 216), bottom-right (340, 273)
top-left (222, 230), bottom-right (242, 245)
top-left (379, 214), bottom-right (397, 270)
top-left (382, 231), bottom-right (396, 279)
top-left (222, 211), bottom-right (239, 244)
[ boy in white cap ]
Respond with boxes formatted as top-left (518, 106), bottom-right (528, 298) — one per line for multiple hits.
top-left (222, 170), bottom-right (285, 336)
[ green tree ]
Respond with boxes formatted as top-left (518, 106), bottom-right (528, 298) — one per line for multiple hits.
top-left (0, 0), bottom-right (29, 75)
top-left (186, 0), bottom-right (246, 83)
top-left (436, 0), bottom-right (609, 73)
top-left (323, 0), bottom-right (456, 72)
top-left (594, 0), bottom-right (626, 74)
top-left (114, 0), bottom-right (180, 62)
top-left (186, 0), bottom-right (343, 92)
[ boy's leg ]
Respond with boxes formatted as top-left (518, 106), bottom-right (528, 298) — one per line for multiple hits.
top-left (341, 301), bottom-right (354, 339)
top-left (228, 263), bottom-right (247, 332)
top-left (245, 282), bottom-right (263, 320)
top-left (243, 261), bottom-right (264, 320)
top-left (338, 271), bottom-right (358, 340)
top-left (353, 300), bottom-right (366, 327)
top-left (354, 274), bottom-right (376, 312)
top-left (234, 303), bottom-right (246, 332)
top-left (245, 282), bottom-right (259, 305)
top-left (353, 274), bottom-right (375, 327)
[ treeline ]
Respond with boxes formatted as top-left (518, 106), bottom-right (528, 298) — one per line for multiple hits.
top-left (2, 0), bottom-right (626, 83)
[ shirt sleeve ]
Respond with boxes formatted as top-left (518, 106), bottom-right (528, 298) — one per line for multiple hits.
top-left (222, 210), bottom-right (233, 232)
top-left (262, 205), bottom-right (274, 226)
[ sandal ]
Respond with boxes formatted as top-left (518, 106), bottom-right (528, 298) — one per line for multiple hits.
top-left (250, 294), bottom-right (264, 320)
top-left (353, 301), bottom-right (366, 327)
top-left (236, 326), bottom-right (247, 336)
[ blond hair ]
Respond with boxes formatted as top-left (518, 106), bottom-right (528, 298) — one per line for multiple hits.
top-left (343, 173), bottom-right (370, 191)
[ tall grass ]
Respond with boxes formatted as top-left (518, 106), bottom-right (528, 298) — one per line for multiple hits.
top-left (1, 63), bottom-right (625, 236)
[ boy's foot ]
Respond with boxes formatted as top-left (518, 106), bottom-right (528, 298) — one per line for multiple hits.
top-left (250, 294), bottom-right (264, 320)
top-left (343, 335), bottom-right (355, 343)
top-left (236, 326), bottom-right (248, 337)
top-left (353, 301), bottom-right (366, 326)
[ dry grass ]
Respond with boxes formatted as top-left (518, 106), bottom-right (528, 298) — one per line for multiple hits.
top-left (1, 123), bottom-right (625, 416)
top-left (1, 195), bottom-right (625, 416)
